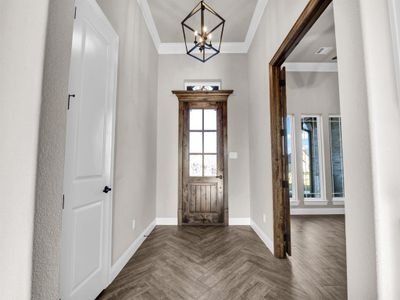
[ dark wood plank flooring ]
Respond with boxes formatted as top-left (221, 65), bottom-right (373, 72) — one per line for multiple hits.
top-left (97, 215), bottom-right (346, 300)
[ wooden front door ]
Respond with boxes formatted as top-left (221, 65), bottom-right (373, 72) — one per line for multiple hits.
top-left (174, 91), bottom-right (232, 225)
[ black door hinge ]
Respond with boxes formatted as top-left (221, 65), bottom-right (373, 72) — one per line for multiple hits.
top-left (279, 79), bottom-right (286, 87)
top-left (68, 94), bottom-right (76, 110)
top-left (282, 180), bottom-right (289, 189)
top-left (62, 195), bottom-right (65, 209)
top-left (74, 7), bottom-right (77, 19)
top-left (280, 129), bottom-right (286, 136)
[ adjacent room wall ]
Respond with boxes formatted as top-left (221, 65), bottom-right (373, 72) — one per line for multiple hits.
top-left (0, 1), bottom-right (52, 299)
top-left (286, 71), bottom-right (343, 209)
top-left (156, 54), bottom-right (251, 221)
top-left (97, 0), bottom-right (159, 264)
top-left (248, 0), bottom-right (378, 297)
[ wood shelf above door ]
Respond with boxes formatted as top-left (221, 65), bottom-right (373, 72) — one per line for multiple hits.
top-left (172, 90), bottom-right (233, 102)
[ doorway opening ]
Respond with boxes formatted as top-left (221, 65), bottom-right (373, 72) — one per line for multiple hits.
top-left (269, 1), bottom-right (347, 294)
top-left (269, 0), bottom-right (346, 266)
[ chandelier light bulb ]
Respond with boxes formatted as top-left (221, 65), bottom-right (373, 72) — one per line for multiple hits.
top-left (203, 26), bottom-right (208, 33)
top-left (208, 33), bottom-right (212, 40)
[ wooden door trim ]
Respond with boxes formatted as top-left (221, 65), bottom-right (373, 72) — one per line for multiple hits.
top-left (173, 90), bottom-right (233, 102)
top-left (174, 90), bottom-right (232, 226)
top-left (269, 0), bottom-right (332, 258)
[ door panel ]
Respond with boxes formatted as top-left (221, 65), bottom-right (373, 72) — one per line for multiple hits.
top-left (181, 103), bottom-right (226, 225)
top-left (61, 0), bottom-right (118, 299)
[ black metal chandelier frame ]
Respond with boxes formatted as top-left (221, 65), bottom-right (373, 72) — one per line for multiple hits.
top-left (181, 1), bottom-right (225, 63)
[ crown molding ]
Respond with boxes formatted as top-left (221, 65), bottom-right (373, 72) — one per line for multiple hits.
top-left (244, 0), bottom-right (269, 52)
top-left (283, 62), bottom-right (338, 72)
top-left (137, 0), bottom-right (269, 54)
top-left (137, 0), bottom-right (161, 50)
top-left (158, 42), bottom-right (248, 54)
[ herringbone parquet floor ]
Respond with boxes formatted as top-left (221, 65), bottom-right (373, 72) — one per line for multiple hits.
top-left (97, 216), bottom-right (346, 300)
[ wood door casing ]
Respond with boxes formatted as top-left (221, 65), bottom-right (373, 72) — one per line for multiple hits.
top-left (269, 0), bottom-right (332, 258)
top-left (174, 90), bottom-right (232, 226)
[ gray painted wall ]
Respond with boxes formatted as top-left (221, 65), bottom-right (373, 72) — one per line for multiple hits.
top-left (286, 71), bottom-right (343, 208)
top-left (97, 0), bottom-right (159, 264)
top-left (156, 54), bottom-right (251, 220)
top-left (247, 0), bottom-right (310, 248)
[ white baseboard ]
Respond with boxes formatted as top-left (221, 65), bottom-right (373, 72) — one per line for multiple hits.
top-left (156, 218), bottom-right (178, 225)
top-left (109, 219), bottom-right (156, 283)
top-left (229, 218), bottom-right (251, 225)
top-left (290, 208), bottom-right (345, 215)
top-left (155, 217), bottom-right (251, 225)
top-left (250, 219), bottom-right (274, 255)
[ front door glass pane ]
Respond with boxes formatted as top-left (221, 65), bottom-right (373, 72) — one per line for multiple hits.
top-left (204, 155), bottom-right (217, 176)
top-left (204, 109), bottom-right (217, 130)
top-left (190, 109), bottom-right (202, 130)
top-left (190, 132), bottom-right (203, 153)
top-left (204, 132), bottom-right (217, 153)
top-left (190, 155), bottom-right (203, 176)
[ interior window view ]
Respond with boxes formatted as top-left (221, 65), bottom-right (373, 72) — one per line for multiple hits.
top-left (330, 116), bottom-right (345, 199)
top-left (3, 0), bottom-right (399, 299)
top-left (301, 116), bottom-right (323, 199)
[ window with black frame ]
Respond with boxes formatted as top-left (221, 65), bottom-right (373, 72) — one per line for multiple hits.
top-left (329, 116), bottom-right (345, 199)
top-left (301, 116), bottom-right (322, 199)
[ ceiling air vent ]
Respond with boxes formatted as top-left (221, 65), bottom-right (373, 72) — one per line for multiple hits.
top-left (315, 47), bottom-right (333, 55)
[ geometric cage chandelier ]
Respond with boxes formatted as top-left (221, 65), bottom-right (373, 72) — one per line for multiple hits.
top-left (181, 1), bottom-right (225, 63)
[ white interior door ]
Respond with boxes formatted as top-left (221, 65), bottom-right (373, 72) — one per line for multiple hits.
top-left (60, 0), bottom-right (118, 299)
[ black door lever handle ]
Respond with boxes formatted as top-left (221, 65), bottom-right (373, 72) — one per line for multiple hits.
top-left (103, 186), bottom-right (112, 193)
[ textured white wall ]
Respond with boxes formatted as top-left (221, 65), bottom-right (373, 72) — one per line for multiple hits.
top-left (359, 0), bottom-right (400, 298)
top-left (286, 72), bottom-right (342, 207)
top-left (97, 0), bottom-right (159, 264)
top-left (333, 0), bottom-right (377, 297)
top-left (156, 54), bottom-right (251, 220)
top-left (31, 1), bottom-right (74, 299)
top-left (0, 1), bottom-right (51, 299)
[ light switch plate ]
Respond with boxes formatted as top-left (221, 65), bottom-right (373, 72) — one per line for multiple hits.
top-left (229, 152), bottom-right (238, 159)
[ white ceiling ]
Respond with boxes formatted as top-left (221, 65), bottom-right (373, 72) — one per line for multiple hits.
top-left (147, 0), bottom-right (258, 43)
top-left (286, 4), bottom-right (337, 63)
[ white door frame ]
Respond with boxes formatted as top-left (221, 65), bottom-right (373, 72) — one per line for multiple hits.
top-left (61, 0), bottom-right (118, 297)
